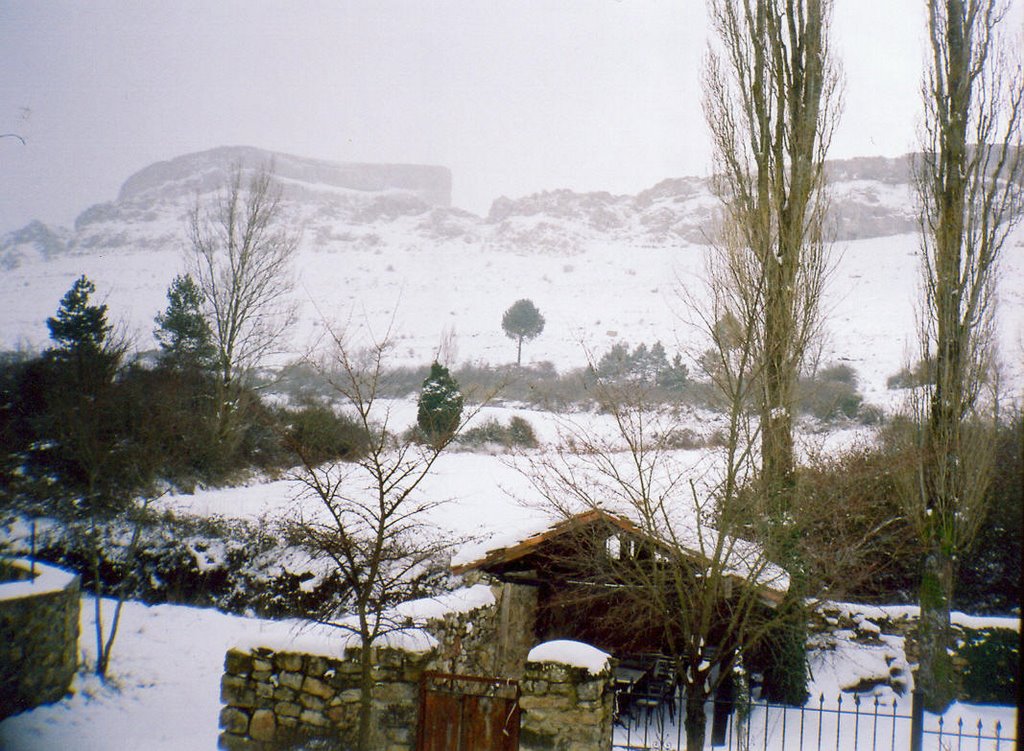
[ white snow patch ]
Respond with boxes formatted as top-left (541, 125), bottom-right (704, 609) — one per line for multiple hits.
top-left (527, 640), bottom-right (611, 674)
top-left (0, 558), bottom-right (77, 601)
top-left (393, 584), bottom-right (496, 622)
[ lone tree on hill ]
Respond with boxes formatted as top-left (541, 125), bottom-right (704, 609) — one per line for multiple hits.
top-left (416, 361), bottom-right (464, 446)
top-left (501, 298), bottom-right (545, 366)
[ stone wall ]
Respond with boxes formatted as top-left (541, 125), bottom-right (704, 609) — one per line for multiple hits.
top-left (0, 558), bottom-right (80, 720)
top-left (519, 660), bottom-right (615, 751)
top-left (218, 582), bottom-right (613, 750)
top-left (219, 645), bottom-right (429, 750)
top-left (431, 581), bottom-right (538, 679)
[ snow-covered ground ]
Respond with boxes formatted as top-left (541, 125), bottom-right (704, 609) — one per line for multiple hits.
top-left (1, 163), bottom-right (1021, 748)
top-left (2, 226), bottom-right (1022, 404)
top-left (0, 594), bottom-right (1015, 750)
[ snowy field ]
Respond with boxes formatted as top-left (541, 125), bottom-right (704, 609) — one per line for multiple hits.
top-left (0, 420), bottom-right (1019, 748)
top-left (1, 184), bottom-right (1021, 749)
top-left (2, 226), bottom-right (1023, 408)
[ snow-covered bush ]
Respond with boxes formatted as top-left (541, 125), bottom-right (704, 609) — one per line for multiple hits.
top-left (458, 416), bottom-right (538, 449)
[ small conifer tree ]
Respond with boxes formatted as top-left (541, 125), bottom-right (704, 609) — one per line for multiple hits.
top-left (47, 274), bottom-right (109, 358)
top-left (46, 274), bottom-right (118, 384)
top-left (154, 274), bottom-right (215, 371)
top-left (417, 361), bottom-right (464, 444)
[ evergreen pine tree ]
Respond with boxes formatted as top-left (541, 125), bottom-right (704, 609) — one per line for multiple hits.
top-left (154, 274), bottom-right (215, 371)
top-left (501, 299), bottom-right (545, 366)
top-left (417, 361), bottom-right (463, 444)
top-left (47, 275), bottom-right (109, 358)
top-left (46, 274), bottom-right (117, 384)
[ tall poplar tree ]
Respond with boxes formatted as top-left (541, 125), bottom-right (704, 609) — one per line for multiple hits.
top-left (702, 0), bottom-right (841, 704)
top-left (907, 0), bottom-right (1022, 711)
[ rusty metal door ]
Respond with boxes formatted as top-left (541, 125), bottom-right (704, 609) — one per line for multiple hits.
top-left (417, 672), bottom-right (520, 751)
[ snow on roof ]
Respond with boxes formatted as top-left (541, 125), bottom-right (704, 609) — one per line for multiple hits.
top-left (0, 557), bottom-right (78, 602)
top-left (452, 508), bottom-right (790, 603)
top-left (527, 639), bottom-right (612, 674)
top-left (451, 509), bottom-right (627, 572)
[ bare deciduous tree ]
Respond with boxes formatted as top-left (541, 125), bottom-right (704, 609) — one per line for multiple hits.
top-left (188, 162), bottom-right (298, 438)
top-left (287, 325), bottom-right (487, 751)
top-left (526, 335), bottom-right (792, 750)
top-left (703, 0), bottom-right (840, 507)
top-left (902, 0), bottom-right (1023, 712)
top-left (701, 0), bottom-right (841, 704)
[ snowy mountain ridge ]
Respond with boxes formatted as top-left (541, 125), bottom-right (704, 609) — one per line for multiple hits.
top-left (0, 146), bottom-right (1019, 407)
top-left (1, 146), bottom-right (919, 269)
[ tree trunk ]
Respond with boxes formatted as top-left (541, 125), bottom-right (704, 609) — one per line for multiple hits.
top-left (356, 641), bottom-right (375, 751)
top-left (918, 544), bottom-right (955, 712)
top-left (516, 336), bottom-right (523, 367)
top-left (684, 687), bottom-right (707, 751)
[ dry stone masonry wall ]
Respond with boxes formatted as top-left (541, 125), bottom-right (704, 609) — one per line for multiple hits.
top-left (518, 660), bottom-right (615, 751)
top-left (0, 559), bottom-right (80, 720)
top-left (219, 645), bottom-right (429, 750)
top-left (218, 581), bottom-right (614, 750)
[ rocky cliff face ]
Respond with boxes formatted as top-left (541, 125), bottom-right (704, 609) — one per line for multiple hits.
top-left (0, 149), bottom-right (920, 269)
top-left (484, 155), bottom-right (919, 249)
top-left (116, 146), bottom-right (453, 207)
top-left (0, 221), bottom-right (72, 270)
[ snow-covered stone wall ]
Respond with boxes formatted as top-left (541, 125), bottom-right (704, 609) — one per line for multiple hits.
top-left (0, 558), bottom-right (79, 720)
top-left (519, 646), bottom-right (615, 751)
top-left (217, 582), bottom-right (620, 749)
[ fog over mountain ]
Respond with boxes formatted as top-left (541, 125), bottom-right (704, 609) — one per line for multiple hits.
top-left (1, 147), bottom-right (918, 269)
top-left (1, 146), bottom-right (1019, 408)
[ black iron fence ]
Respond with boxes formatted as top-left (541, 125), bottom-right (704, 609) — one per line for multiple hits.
top-left (612, 688), bottom-right (1016, 751)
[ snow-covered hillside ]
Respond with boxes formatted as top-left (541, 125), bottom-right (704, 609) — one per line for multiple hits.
top-left (0, 146), bottom-right (1022, 406)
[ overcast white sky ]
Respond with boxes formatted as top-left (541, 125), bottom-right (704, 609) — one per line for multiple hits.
top-left (0, 1), bottom-right (1020, 232)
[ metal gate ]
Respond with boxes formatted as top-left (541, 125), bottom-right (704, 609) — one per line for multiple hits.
top-left (417, 672), bottom-right (521, 751)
